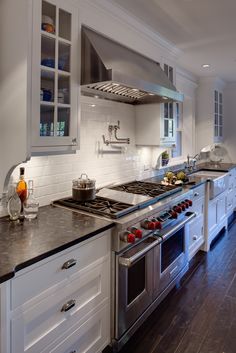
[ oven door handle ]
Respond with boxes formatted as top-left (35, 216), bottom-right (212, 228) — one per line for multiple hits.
top-left (119, 212), bottom-right (196, 268)
top-left (161, 211), bottom-right (196, 242)
top-left (119, 237), bottom-right (162, 267)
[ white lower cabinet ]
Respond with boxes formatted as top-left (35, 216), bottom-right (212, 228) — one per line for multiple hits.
top-left (187, 185), bottom-right (205, 260)
top-left (205, 190), bottom-right (227, 251)
top-left (188, 214), bottom-right (204, 260)
top-left (208, 197), bottom-right (218, 236)
top-left (0, 282), bottom-right (10, 353)
top-left (44, 304), bottom-right (110, 353)
top-left (10, 231), bottom-right (111, 353)
top-left (227, 168), bottom-right (236, 215)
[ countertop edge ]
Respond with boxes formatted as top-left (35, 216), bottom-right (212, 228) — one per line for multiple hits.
top-left (0, 222), bottom-right (115, 285)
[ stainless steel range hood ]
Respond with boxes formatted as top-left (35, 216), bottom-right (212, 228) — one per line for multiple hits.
top-left (81, 27), bottom-right (184, 105)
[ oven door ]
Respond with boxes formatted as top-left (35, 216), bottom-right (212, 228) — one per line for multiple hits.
top-left (116, 237), bottom-right (158, 339)
top-left (154, 212), bottom-right (195, 297)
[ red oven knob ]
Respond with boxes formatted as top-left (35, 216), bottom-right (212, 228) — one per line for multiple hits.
top-left (179, 203), bottom-right (186, 211)
top-left (129, 227), bottom-right (143, 239)
top-left (183, 201), bottom-right (189, 209)
top-left (185, 199), bottom-right (192, 207)
top-left (173, 205), bottom-right (182, 213)
top-left (120, 232), bottom-right (135, 243)
top-left (151, 218), bottom-right (162, 230)
top-left (154, 221), bottom-right (162, 230)
top-left (170, 210), bottom-right (178, 219)
top-left (141, 220), bottom-right (156, 230)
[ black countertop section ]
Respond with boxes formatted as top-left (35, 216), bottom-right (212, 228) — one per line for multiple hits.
top-left (0, 205), bottom-right (114, 284)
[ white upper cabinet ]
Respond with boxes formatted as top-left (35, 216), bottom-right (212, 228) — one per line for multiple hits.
top-left (31, 0), bottom-right (80, 154)
top-left (135, 63), bottom-right (177, 147)
top-left (196, 77), bottom-right (225, 152)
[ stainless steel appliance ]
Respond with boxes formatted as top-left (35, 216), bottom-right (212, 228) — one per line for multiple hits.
top-left (81, 27), bottom-right (183, 104)
top-left (116, 209), bottom-right (195, 346)
top-left (53, 181), bottom-right (195, 351)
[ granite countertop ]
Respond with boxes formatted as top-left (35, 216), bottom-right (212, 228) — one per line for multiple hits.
top-left (0, 205), bottom-right (114, 284)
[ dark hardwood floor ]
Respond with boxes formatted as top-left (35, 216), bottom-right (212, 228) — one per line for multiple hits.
top-left (118, 220), bottom-right (236, 353)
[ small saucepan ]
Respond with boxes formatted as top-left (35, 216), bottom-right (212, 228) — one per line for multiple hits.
top-left (72, 173), bottom-right (96, 202)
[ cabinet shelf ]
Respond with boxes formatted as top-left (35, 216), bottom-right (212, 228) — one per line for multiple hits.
top-left (58, 69), bottom-right (70, 77)
top-left (41, 30), bottom-right (56, 40)
top-left (58, 37), bottom-right (71, 45)
top-left (58, 103), bottom-right (71, 108)
top-left (40, 101), bottom-right (55, 106)
top-left (40, 65), bottom-right (55, 73)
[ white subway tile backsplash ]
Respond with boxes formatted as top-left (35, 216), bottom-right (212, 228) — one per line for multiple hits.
top-left (0, 98), bottom-right (168, 217)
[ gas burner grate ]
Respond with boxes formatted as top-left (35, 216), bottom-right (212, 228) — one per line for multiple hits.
top-left (53, 197), bottom-right (138, 219)
top-left (111, 181), bottom-right (181, 199)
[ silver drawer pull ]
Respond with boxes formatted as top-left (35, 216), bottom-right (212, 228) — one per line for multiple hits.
top-left (61, 299), bottom-right (76, 312)
top-left (62, 259), bottom-right (77, 270)
top-left (194, 192), bottom-right (199, 197)
top-left (70, 351), bottom-right (77, 353)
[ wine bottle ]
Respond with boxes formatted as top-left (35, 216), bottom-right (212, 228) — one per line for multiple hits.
top-left (16, 167), bottom-right (27, 216)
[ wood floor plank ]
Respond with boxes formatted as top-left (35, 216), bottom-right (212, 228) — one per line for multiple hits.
top-left (197, 296), bottom-right (236, 353)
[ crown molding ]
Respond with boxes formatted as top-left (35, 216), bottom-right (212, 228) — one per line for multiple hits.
top-left (176, 66), bottom-right (198, 88)
top-left (80, 0), bottom-right (182, 60)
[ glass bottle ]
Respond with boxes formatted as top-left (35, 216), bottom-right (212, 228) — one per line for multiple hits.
top-left (16, 167), bottom-right (27, 207)
top-left (24, 180), bottom-right (39, 219)
top-left (7, 183), bottom-right (21, 221)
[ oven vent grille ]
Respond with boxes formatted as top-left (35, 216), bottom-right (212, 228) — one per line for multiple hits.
top-left (86, 82), bottom-right (148, 100)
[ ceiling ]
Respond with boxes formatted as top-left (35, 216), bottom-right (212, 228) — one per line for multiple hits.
top-left (111, 0), bottom-right (236, 82)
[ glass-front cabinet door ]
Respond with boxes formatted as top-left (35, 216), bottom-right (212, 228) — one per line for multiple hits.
top-left (160, 63), bottom-right (176, 146)
top-left (31, 0), bottom-right (79, 153)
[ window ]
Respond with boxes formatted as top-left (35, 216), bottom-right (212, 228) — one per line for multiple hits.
top-left (171, 102), bottom-right (183, 158)
top-left (163, 63), bottom-right (175, 142)
top-left (214, 90), bottom-right (223, 140)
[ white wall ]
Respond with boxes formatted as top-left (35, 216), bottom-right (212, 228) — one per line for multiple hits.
top-left (176, 68), bottom-right (198, 158)
top-left (223, 82), bottom-right (236, 162)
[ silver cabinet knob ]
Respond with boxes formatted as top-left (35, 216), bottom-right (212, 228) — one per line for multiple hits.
top-left (193, 235), bottom-right (197, 241)
top-left (194, 192), bottom-right (199, 197)
top-left (70, 351), bottom-right (77, 353)
top-left (62, 258), bottom-right (77, 270)
top-left (61, 299), bottom-right (76, 312)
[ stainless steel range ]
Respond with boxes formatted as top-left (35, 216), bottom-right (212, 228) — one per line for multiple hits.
top-left (53, 180), bottom-right (195, 351)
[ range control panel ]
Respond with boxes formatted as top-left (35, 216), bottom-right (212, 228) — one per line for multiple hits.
top-left (119, 198), bottom-right (193, 244)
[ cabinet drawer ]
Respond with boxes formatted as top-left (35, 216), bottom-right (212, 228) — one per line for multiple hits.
top-left (191, 196), bottom-right (204, 217)
top-left (45, 303), bottom-right (110, 353)
top-left (11, 231), bottom-right (110, 309)
top-left (11, 256), bottom-right (110, 353)
top-left (192, 184), bottom-right (205, 201)
top-left (228, 169), bottom-right (236, 189)
top-left (227, 191), bottom-right (234, 213)
top-left (188, 214), bottom-right (204, 248)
